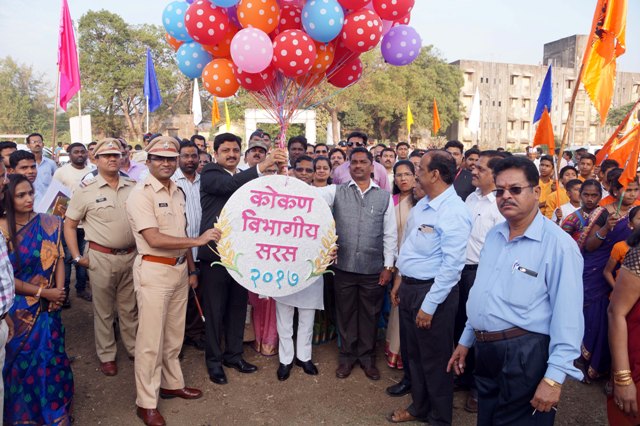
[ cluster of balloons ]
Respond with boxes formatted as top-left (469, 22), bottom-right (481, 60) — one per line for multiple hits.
top-left (162, 0), bottom-right (421, 98)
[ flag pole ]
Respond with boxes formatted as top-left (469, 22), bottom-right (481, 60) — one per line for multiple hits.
top-left (78, 89), bottom-right (82, 142)
top-left (146, 96), bottom-right (150, 134)
top-left (52, 70), bottom-right (61, 148)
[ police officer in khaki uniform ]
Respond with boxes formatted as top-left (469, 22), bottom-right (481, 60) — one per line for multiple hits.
top-left (126, 136), bottom-right (220, 426)
top-left (64, 138), bottom-right (138, 377)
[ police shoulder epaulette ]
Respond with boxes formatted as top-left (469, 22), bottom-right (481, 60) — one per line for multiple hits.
top-left (79, 178), bottom-right (97, 188)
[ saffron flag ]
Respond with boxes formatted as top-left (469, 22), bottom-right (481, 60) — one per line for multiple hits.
top-left (192, 79), bottom-right (202, 126)
top-left (144, 48), bottom-right (162, 112)
top-left (618, 124), bottom-right (640, 190)
top-left (534, 65), bottom-right (552, 123)
top-left (533, 107), bottom-right (555, 152)
top-left (57, 0), bottom-right (81, 111)
top-left (432, 98), bottom-right (441, 135)
top-left (224, 100), bottom-right (231, 131)
top-left (468, 88), bottom-right (480, 134)
top-left (596, 99), bottom-right (640, 164)
top-left (407, 103), bottom-right (414, 136)
top-left (581, 0), bottom-right (627, 125)
top-left (212, 97), bottom-right (221, 125)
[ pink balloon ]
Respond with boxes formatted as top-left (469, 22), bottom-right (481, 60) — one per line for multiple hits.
top-left (230, 27), bottom-right (274, 73)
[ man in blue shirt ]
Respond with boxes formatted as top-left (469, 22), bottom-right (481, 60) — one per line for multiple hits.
top-left (388, 150), bottom-right (472, 425)
top-left (26, 133), bottom-right (57, 201)
top-left (447, 156), bottom-right (584, 426)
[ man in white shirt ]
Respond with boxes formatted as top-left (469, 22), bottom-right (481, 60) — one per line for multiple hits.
top-left (26, 133), bottom-right (57, 201)
top-left (53, 143), bottom-right (91, 192)
top-left (455, 150), bottom-right (506, 413)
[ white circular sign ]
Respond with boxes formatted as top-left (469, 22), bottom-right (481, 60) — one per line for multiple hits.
top-left (213, 175), bottom-right (336, 297)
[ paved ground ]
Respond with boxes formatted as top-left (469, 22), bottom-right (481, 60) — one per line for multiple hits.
top-left (63, 292), bottom-right (608, 425)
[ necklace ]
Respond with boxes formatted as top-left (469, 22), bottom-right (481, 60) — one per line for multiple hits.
top-left (15, 212), bottom-right (33, 227)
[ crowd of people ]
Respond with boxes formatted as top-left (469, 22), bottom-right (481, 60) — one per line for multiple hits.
top-left (0, 130), bottom-right (639, 425)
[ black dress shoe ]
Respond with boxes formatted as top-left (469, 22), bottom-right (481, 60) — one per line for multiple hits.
top-left (386, 381), bottom-right (411, 397)
top-left (223, 359), bottom-right (258, 373)
top-left (209, 366), bottom-right (228, 385)
top-left (184, 337), bottom-right (206, 351)
top-left (295, 358), bottom-right (318, 375)
top-left (277, 363), bottom-right (293, 381)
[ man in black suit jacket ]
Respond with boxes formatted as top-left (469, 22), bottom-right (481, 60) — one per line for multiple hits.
top-left (444, 140), bottom-right (476, 201)
top-left (198, 133), bottom-right (286, 385)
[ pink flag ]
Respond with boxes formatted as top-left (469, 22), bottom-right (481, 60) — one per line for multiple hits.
top-left (58, 0), bottom-right (81, 111)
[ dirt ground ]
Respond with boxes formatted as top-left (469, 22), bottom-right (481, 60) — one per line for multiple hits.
top-left (63, 293), bottom-right (608, 425)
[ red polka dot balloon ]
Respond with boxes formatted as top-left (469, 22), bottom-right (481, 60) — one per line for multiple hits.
top-left (185, 0), bottom-right (230, 45)
top-left (328, 56), bottom-right (362, 88)
top-left (272, 30), bottom-right (317, 78)
top-left (233, 64), bottom-right (277, 91)
top-left (203, 24), bottom-right (239, 58)
top-left (372, 0), bottom-right (414, 21)
top-left (202, 58), bottom-right (240, 97)
top-left (274, 4), bottom-right (302, 36)
top-left (393, 12), bottom-right (411, 27)
top-left (338, 0), bottom-right (371, 9)
top-left (311, 41), bottom-right (335, 74)
top-left (341, 9), bottom-right (383, 53)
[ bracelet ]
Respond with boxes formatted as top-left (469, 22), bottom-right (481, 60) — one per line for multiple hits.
top-left (542, 377), bottom-right (562, 388)
top-left (614, 378), bottom-right (634, 386)
top-left (595, 231), bottom-right (606, 240)
top-left (189, 268), bottom-right (200, 276)
top-left (613, 369), bottom-right (632, 377)
top-left (35, 287), bottom-right (43, 298)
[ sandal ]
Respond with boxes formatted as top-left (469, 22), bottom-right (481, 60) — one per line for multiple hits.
top-left (386, 409), bottom-right (418, 423)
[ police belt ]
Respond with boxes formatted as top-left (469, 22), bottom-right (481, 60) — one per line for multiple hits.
top-left (474, 327), bottom-right (530, 343)
top-left (89, 242), bottom-right (136, 255)
top-left (142, 254), bottom-right (187, 266)
top-left (403, 276), bottom-right (435, 285)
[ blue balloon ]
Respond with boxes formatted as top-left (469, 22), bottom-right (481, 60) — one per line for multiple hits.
top-left (212, 0), bottom-right (239, 6)
top-left (176, 42), bottom-right (212, 79)
top-left (302, 0), bottom-right (345, 43)
top-left (162, 1), bottom-right (192, 42)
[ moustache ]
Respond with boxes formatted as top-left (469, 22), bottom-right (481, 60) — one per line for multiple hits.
top-left (499, 200), bottom-right (517, 208)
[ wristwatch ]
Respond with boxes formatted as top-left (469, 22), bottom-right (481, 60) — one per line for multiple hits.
top-left (71, 256), bottom-right (82, 265)
top-left (189, 268), bottom-right (200, 276)
top-left (542, 377), bottom-right (562, 388)
top-left (384, 266), bottom-right (395, 272)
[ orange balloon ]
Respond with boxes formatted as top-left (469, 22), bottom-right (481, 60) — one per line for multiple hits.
top-left (203, 24), bottom-right (239, 58)
top-left (164, 33), bottom-right (184, 51)
top-left (237, 0), bottom-right (280, 34)
top-left (202, 58), bottom-right (240, 98)
top-left (295, 72), bottom-right (325, 88)
top-left (311, 41), bottom-right (335, 75)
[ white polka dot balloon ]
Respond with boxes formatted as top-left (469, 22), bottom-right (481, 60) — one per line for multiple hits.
top-left (380, 24), bottom-right (421, 66)
top-left (162, 1), bottom-right (193, 42)
top-left (230, 27), bottom-right (274, 73)
top-left (341, 9), bottom-right (383, 53)
top-left (185, 0), bottom-right (230, 45)
top-left (328, 56), bottom-right (362, 88)
top-left (372, 0), bottom-right (414, 21)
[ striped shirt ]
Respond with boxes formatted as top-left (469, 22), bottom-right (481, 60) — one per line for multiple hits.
top-left (0, 233), bottom-right (15, 317)
top-left (172, 168), bottom-right (202, 258)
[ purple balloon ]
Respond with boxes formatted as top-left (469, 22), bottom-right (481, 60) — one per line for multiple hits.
top-left (381, 25), bottom-right (421, 66)
top-left (227, 4), bottom-right (241, 28)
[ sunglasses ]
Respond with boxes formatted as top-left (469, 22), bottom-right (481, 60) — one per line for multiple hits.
top-left (347, 141), bottom-right (365, 147)
top-left (492, 185), bottom-right (534, 197)
top-left (295, 167), bottom-right (314, 174)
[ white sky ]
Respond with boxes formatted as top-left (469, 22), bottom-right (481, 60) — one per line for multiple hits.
top-left (0, 0), bottom-right (638, 85)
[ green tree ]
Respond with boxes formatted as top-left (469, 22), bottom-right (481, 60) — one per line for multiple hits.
top-left (0, 57), bottom-right (53, 137)
top-left (77, 10), bottom-right (191, 141)
top-left (606, 102), bottom-right (636, 128)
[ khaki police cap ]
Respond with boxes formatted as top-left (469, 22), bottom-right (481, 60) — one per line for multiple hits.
top-left (93, 138), bottom-right (123, 156)
top-left (145, 136), bottom-right (180, 158)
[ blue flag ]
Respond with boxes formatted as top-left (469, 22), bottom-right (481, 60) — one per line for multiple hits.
top-left (533, 65), bottom-right (552, 124)
top-left (144, 48), bottom-right (162, 112)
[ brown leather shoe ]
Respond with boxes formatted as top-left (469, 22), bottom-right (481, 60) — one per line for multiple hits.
top-left (100, 361), bottom-right (117, 376)
top-left (136, 407), bottom-right (166, 426)
top-left (335, 363), bottom-right (353, 379)
top-left (361, 364), bottom-right (381, 380)
top-left (159, 387), bottom-right (203, 400)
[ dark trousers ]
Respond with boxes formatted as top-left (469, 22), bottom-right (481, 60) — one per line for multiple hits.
top-left (399, 278), bottom-right (458, 426)
top-left (454, 265), bottom-right (477, 389)
top-left (184, 261), bottom-right (205, 341)
top-left (62, 228), bottom-right (87, 293)
top-left (334, 269), bottom-right (385, 367)
top-left (475, 333), bottom-right (555, 426)
top-left (201, 262), bottom-right (248, 370)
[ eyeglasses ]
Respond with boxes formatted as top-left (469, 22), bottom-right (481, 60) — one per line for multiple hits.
top-left (295, 167), bottom-right (314, 173)
top-left (347, 142), bottom-right (365, 147)
top-left (492, 185), bottom-right (534, 197)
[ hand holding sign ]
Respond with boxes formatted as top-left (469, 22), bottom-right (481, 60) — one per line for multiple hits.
top-left (258, 148), bottom-right (288, 174)
top-left (198, 228), bottom-right (222, 246)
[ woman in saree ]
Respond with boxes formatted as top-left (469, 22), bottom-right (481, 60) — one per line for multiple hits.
top-left (0, 175), bottom-right (73, 425)
top-left (386, 160), bottom-right (416, 369)
top-left (578, 171), bottom-right (640, 382)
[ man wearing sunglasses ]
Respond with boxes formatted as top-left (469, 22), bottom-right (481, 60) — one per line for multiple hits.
top-left (448, 156), bottom-right (583, 426)
top-left (332, 132), bottom-right (391, 192)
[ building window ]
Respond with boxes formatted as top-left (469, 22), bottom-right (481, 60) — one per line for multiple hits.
top-left (567, 80), bottom-right (573, 89)
top-left (480, 77), bottom-right (483, 83)
top-left (498, 101), bottom-right (502, 107)
top-left (510, 75), bottom-right (517, 85)
top-left (492, 101), bottom-right (496, 107)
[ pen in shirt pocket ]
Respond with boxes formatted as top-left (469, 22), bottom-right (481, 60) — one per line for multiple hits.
top-left (512, 260), bottom-right (538, 277)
